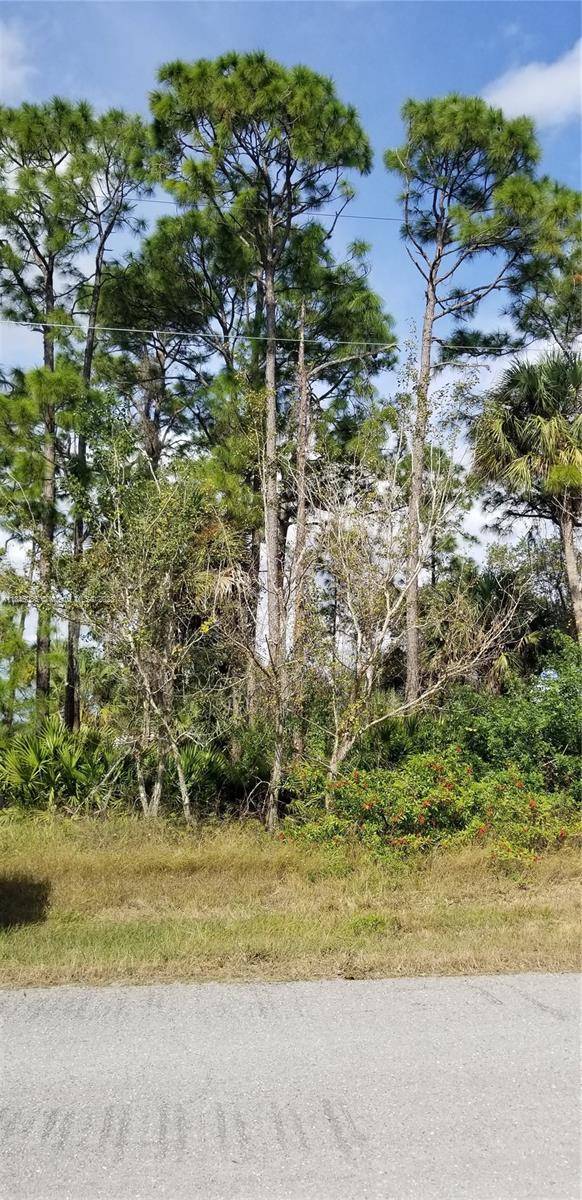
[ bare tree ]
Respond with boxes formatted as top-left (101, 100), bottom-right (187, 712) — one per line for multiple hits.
top-left (309, 451), bottom-right (520, 784)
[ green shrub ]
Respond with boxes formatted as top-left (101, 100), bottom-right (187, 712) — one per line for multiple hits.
top-left (487, 838), bottom-right (538, 877)
top-left (176, 744), bottom-right (233, 815)
top-left (0, 716), bottom-right (120, 811)
top-left (287, 752), bottom-right (580, 861)
top-left (290, 811), bottom-right (356, 844)
top-left (423, 640), bottom-right (581, 795)
top-left (289, 752), bottom-right (481, 839)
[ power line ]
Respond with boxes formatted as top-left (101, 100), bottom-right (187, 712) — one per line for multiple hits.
top-left (0, 316), bottom-right (511, 357)
top-left (1, 317), bottom-right (398, 350)
top-left (137, 196), bottom-right (402, 222)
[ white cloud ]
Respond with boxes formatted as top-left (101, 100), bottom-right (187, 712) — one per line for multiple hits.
top-left (0, 21), bottom-right (35, 102)
top-left (483, 39), bottom-right (581, 129)
top-left (500, 22), bottom-right (535, 54)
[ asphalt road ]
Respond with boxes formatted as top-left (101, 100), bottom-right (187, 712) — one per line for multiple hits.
top-left (1, 972), bottom-right (580, 1199)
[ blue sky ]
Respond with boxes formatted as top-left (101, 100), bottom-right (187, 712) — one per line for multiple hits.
top-left (0, 1), bottom-right (580, 367)
top-left (0, 1), bottom-right (579, 567)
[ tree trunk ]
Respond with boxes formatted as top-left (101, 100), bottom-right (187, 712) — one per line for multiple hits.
top-left (64, 275), bottom-right (102, 731)
top-left (245, 284), bottom-right (266, 719)
top-left (150, 760), bottom-right (164, 816)
top-left (245, 524), bottom-right (262, 717)
top-left (263, 256), bottom-right (284, 826)
top-left (559, 503), bottom-right (582, 643)
top-left (137, 349), bottom-right (165, 471)
top-left (136, 756), bottom-right (164, 817)
top-left (265, 701), bottom-right (284, 831)
top-left (291, 300), bottom-right (309, 758)
top-left (263, 260), bottom-right (281, 672)
top-left (5, 549), bottom-right (36, 730)
top-left (64, 436), bottom-right (88, 732)
top-left (64, 614), bottom-right (81, 732)
top-left (326, 730), bottom-right (355, 806)
top-left (430, 532), bottom-right (437, 589)
top-left (136, 759), bottom-right (149, 816)
top-left (171, 743), bottom-right (192, 824)
top-left (36, 302), bottom-right (56, 722)
top-left (405, 283), bottom-right (436, 703)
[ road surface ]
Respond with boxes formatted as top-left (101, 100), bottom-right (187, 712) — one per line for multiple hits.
top-left (1, 973), bottom-right (580, 1199)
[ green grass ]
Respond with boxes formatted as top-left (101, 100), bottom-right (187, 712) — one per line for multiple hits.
top-left (0, 815), bottom-right (579, 986)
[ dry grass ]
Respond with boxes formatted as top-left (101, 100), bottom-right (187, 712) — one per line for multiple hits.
top-left (0, 816), bottom-right (579, 987)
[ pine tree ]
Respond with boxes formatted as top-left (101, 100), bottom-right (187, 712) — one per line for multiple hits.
top-left (152, 51), bottom-right (373, 824)
top-left (506, 182), bottom-right (581, 358)
top-left (0, 100), bottom-right (150, 723)
top-left (0, 100), bottom-right (91, 717)
top-left (384, 95), bottom-right (540, 701)
top-left (62, 109), bottom-right (151, 730)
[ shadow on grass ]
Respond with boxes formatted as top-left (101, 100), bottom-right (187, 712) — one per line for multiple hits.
top-left (0, 874), bottom-right (51, 929)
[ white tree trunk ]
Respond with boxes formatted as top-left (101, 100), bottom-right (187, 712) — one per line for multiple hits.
top-left (405, 283), bottom-right (436, 702)
top-left (560, 505), bottom-right (582, 643)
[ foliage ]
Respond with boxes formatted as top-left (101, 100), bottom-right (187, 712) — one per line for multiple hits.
top-left (382, 94), bottom-right (548, 703)
top-left (175, 744), bottom-right (234, 816)
top-left (287, 641), bottom-right (581, 860)
top-left (384, 95), bottom-right (540, 329)
top-left (424, 640), bottom-right (581, 793)
top-left (506, 180), bottom-right (581, 357)
top-left (0, 64), bottom-right (580, 833)
top-left (474, 353), bottom-right (582, 641)
top-left (0, 716), bottom-right (119, 810)
top-left (152, 50), bottom-right (372, 201)
top-left (474, 354), bottom-right (582, 521)
top-left (0, 591), bottom-right (34, 729)
top-left (287, 753), bottom-right (579, 863)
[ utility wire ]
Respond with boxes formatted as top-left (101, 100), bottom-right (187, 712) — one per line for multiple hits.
top-left (2, 317), bottom-right (396, 349)
top-left (0, 316), bottom-right (510, 357)
top-left (136, 196), bottom-right (402, 221)
top-left (0, 316), bottom-right (499, 352)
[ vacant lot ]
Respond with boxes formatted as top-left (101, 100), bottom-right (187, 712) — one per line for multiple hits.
top-left (0, 817), bottom-right (579, 986)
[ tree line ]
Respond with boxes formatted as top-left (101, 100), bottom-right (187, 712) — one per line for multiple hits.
top-left (0, 52), bottom-right (580, 824)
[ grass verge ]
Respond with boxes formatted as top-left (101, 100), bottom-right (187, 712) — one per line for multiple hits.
top-left (0, 815), bottom-right (579, 986)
